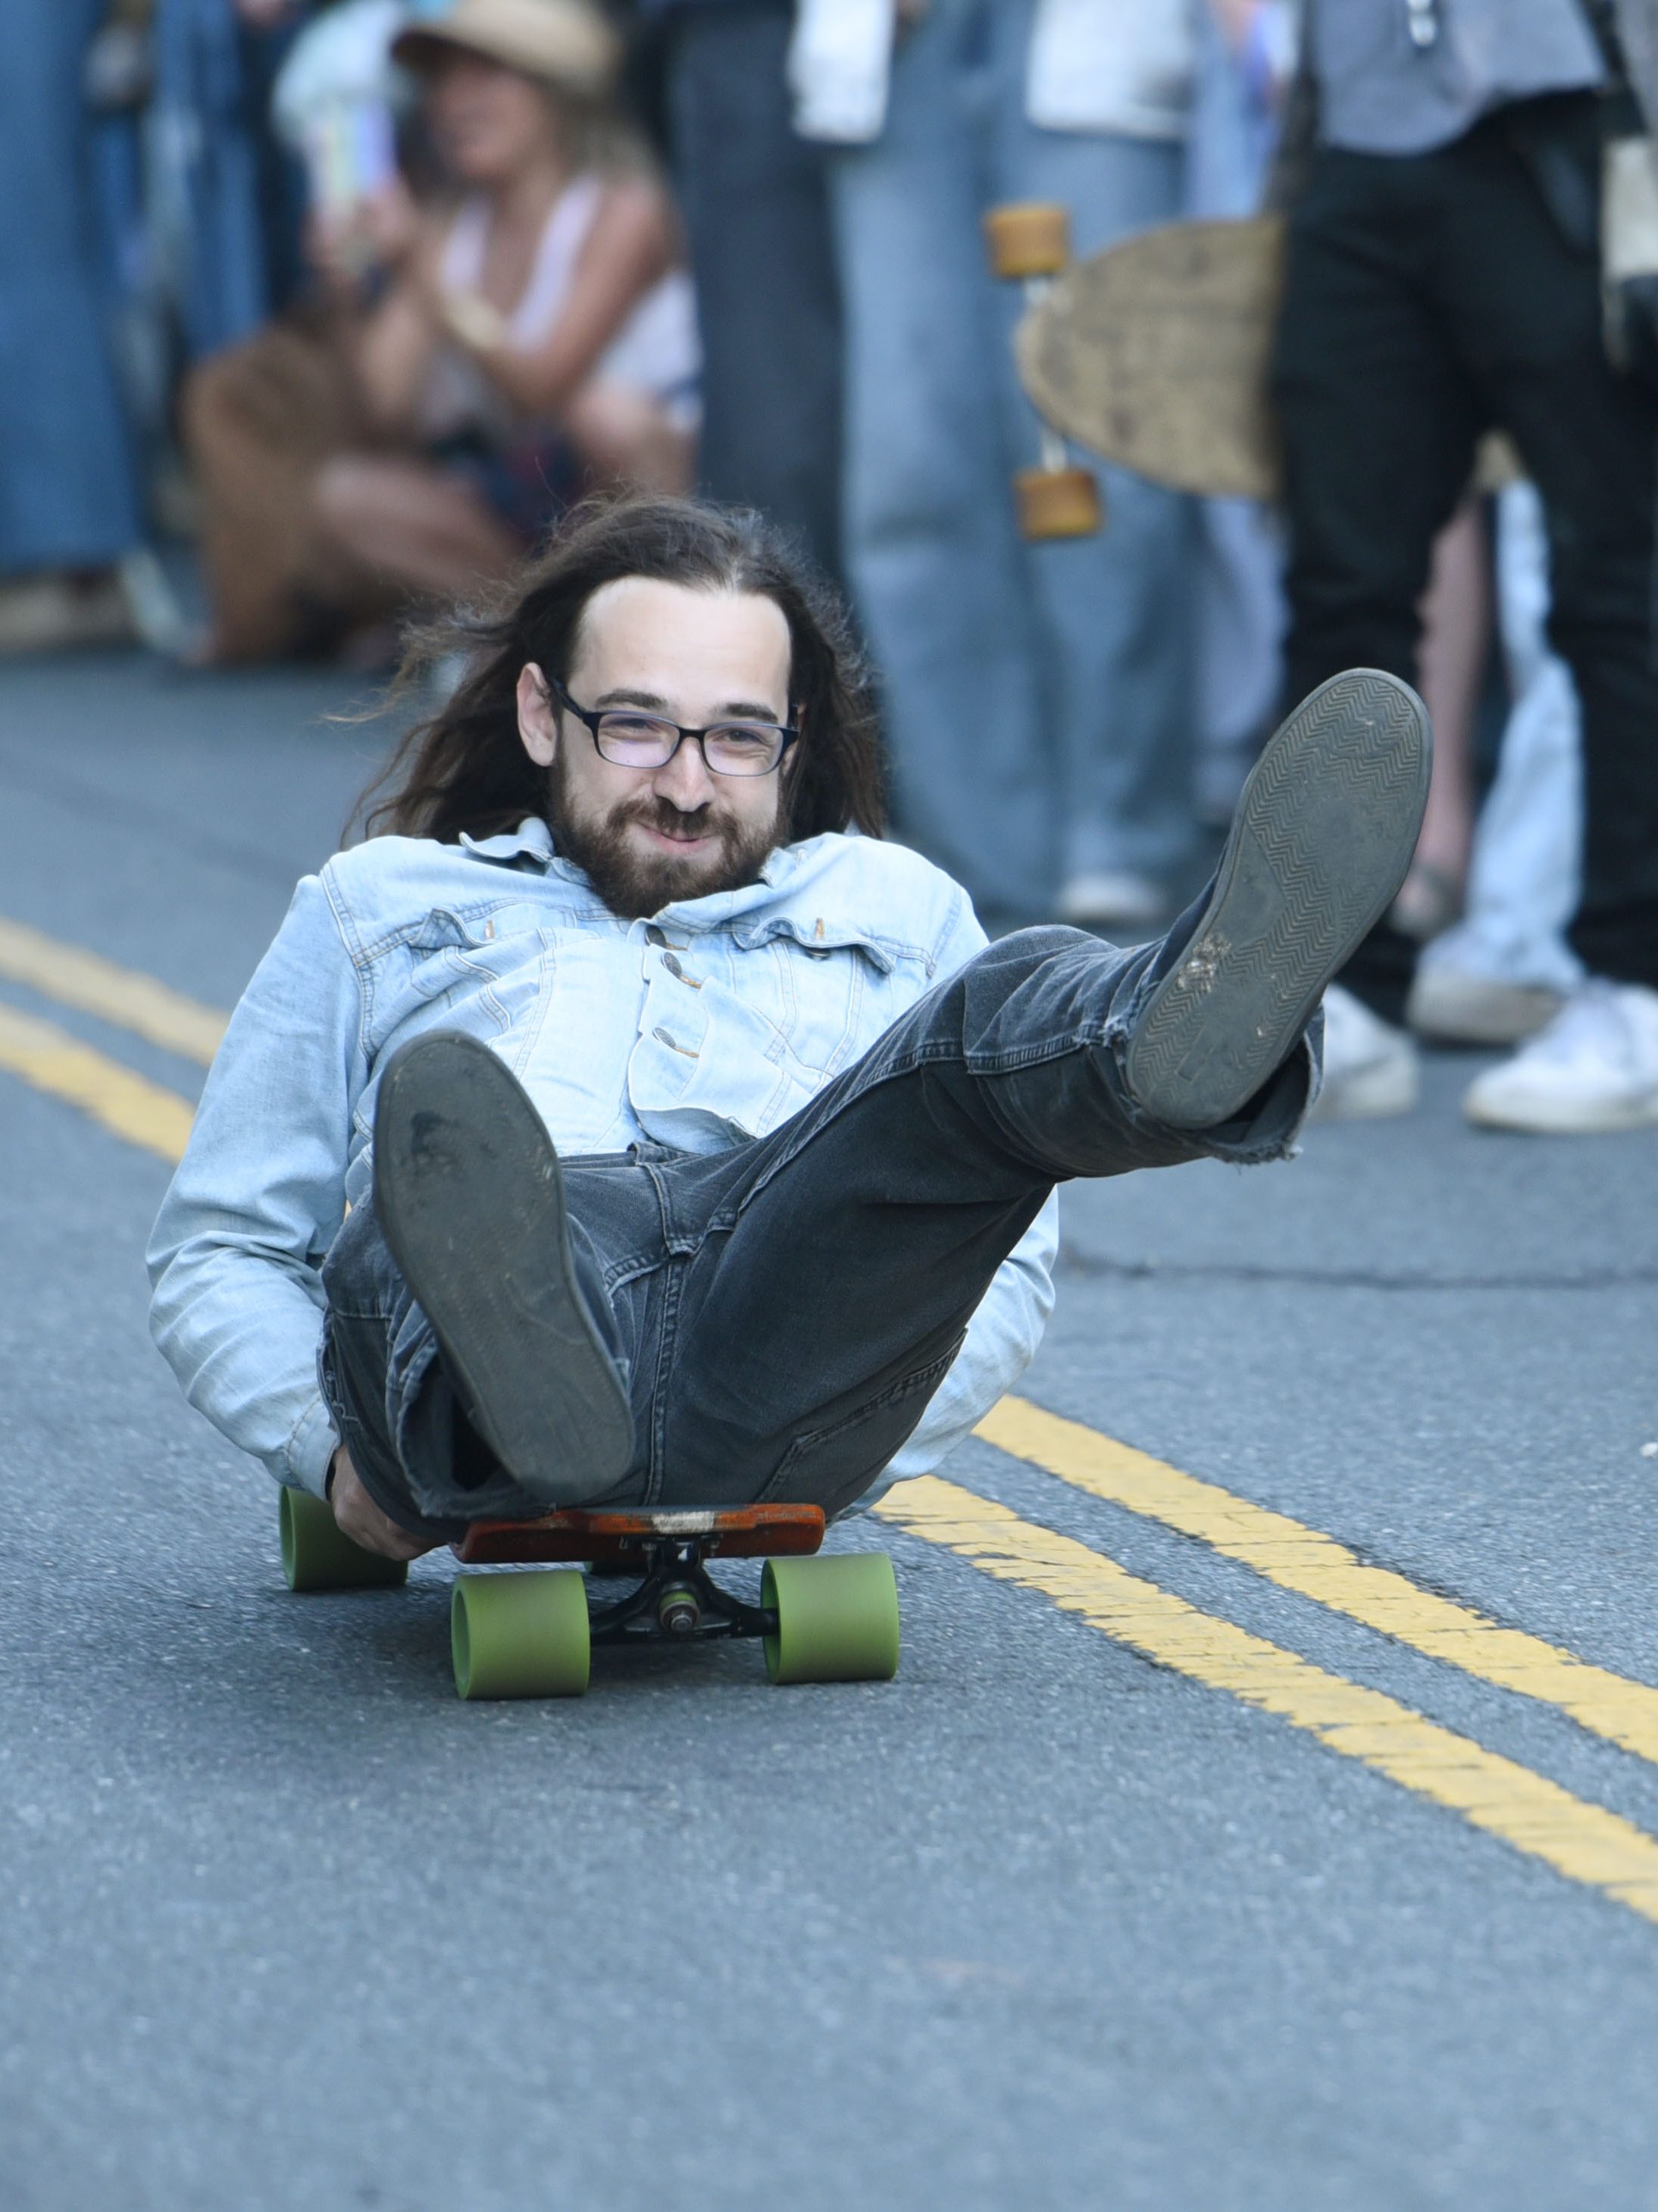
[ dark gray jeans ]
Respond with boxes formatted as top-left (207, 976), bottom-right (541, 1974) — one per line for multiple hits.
top-left (319, 919), bottom-right (1317, 1540)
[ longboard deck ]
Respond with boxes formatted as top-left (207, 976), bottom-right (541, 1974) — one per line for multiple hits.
top-left (455, 1503), bottom-right (826, 1568)
top-left (1017, 214), bottom-right (1286, 502)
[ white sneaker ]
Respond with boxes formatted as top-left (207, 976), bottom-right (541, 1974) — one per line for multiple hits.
top-left (1309, 982), bottom-right (1421, 1122)
top-left (1462, 979), bottom-right (1658, 1132)
top-left (1056, 869), bottom-right (1165, 931)
top-left (1406, 965), bottom-right (1564, 1047)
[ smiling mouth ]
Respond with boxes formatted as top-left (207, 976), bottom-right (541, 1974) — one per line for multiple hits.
top-left (639, 821), bottom-right (713, 850)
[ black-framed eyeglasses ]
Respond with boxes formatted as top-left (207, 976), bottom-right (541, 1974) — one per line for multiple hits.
top-left (549, 677), bottom-right (797, 779)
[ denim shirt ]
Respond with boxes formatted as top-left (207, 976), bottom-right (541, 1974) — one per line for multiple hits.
top-left (147, 819), bottom-right (1059, 1503)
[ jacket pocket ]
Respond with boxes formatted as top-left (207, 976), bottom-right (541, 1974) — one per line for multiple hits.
top-left (386, 903), bottom-right (549, 1022)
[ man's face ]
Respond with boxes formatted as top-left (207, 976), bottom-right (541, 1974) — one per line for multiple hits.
top-left (516, 578), bottom-right (793, 920)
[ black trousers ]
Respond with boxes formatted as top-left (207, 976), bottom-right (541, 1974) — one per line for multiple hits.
top-left (1272, 94), bottom-right (1658, 1022)
top-left (663, 1), bottom-right (844, 588)
top-left (319, 921), bottom-right (1316, 1541)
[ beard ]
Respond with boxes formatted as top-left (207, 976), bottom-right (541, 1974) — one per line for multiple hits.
top-left (546, 760), bottom-right (783, 921)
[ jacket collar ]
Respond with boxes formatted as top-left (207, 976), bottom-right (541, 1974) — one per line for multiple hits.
top-left (458, 817), bottom-right (902, 970)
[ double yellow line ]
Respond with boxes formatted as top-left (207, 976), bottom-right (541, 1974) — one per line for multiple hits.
top-left (7, 912), bottom-right (1658, 1925)
top-left (877, 1420), bottom-right (1658, 1925)
top-left (0, 915), bottom-right (219, 1157)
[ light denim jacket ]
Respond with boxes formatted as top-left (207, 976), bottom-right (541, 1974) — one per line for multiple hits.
top-left (147, 819), bottom-right (1059, 1503)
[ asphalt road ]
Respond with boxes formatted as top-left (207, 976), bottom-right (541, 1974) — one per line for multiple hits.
top-left (4, 652), bottom-right (1658, 2210)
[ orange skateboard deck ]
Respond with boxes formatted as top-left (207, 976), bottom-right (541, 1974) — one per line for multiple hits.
top-left (454, 1501), bottom-right (826, 1568)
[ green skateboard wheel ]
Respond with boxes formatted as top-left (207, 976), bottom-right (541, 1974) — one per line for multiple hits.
top-left (762, 1553), bottom-right (900, 1685)
top-left (452, 1570), bottom-right (591, 1700)
top-left (280, 1488), bottom-right (408, 1592)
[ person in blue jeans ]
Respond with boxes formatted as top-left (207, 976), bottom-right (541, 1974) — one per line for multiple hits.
top-left (799, 0), bottom-right (1200, 932)
top-left (147, 496), bottom-right (1427, 1562)
top-left (642, 0), bottom-right (846, 588)
top-left (0, 0), bottom-right (142, 641)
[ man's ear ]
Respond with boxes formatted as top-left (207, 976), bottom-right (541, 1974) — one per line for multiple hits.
top-left (517, 663), bottom-right (558, 768)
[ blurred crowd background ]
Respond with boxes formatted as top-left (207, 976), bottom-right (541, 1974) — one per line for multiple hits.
top-left (8, 0), bottom-right (1658, 1132)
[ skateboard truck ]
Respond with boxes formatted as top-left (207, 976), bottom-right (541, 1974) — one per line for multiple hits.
top-left (454, 1503), bottom-right (823, 1648)
top-left (984, 202), bottom-right (1104, 541)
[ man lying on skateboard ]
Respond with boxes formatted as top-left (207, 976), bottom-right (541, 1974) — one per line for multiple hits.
top-left (148, 496), bottom-right (1429, 1562)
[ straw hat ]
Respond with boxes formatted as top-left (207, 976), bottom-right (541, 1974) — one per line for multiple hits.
top-left (393, 0), bottom-right (621, 102)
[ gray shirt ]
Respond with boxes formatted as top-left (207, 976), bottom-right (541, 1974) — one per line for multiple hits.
top-left (1314, 0), bottom-right (1604, 154)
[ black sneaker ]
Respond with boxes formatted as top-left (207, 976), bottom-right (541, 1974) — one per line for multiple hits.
top-left (1123, 668), bottom-right (1431, 1130)
top-left (373, 1031), bottom-right (633, 1506)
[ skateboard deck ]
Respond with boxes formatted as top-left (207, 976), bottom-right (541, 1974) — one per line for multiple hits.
top-left (454, 1501), bottom-right (825, 1567)
top-left (1016, 214), bottom-right (1286, 502)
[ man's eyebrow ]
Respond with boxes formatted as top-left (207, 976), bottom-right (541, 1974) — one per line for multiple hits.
top-left (590, 687), bottom-right (787, 721)
top-left (590, 687), bottom-right (672, 711)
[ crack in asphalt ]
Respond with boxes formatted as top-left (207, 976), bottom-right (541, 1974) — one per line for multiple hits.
top-left (1059, 1246), bottom-right (1658, 1293)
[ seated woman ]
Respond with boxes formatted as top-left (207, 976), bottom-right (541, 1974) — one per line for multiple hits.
top-left (187, 0), bottom-right (699, 658)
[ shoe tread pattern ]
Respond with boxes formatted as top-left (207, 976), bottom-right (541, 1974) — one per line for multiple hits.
top-left (1125, 670), bottom-right (1429, 1130)
top-left (377, 1037), bottom-right (633, 1500)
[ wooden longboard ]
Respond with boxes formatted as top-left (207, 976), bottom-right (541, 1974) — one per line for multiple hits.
top-left (455, 1502), bottom-right (826, 1567)
top-left (1016, 214), bottom-right (1286, 502)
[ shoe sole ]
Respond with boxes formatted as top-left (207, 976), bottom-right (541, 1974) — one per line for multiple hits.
top-left (1463, 1087), bottom-right (1658, 1134)
top-left (1406, 974), bottom-right (1565, 1048)
top-left (1123, 669), bottom-right (1431, 1129)
top-left (374, 1032), bottom-right (633, 1505)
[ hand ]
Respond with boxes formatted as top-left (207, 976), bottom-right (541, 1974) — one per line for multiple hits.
top-left (328, 1444), bottom-right (435, 1562)
top-left (306, 182), bottom-right (423, 293)
top-left (355, 178), bottom-right (424, 271)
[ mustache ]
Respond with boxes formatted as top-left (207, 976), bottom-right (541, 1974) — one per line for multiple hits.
top-left (617, 793), bottom-right (729, 843)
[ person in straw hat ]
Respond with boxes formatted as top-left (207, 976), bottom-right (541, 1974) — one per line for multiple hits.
top-left (302, 0), bottom-right (700, 620)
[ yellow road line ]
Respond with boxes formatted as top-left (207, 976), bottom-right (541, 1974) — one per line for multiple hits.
top-left (877, 1475), bottom-right (1658, 1926)
top-left (0, 914), bottom-right (225, 1065)
top-left (980, 1395), bottom-right (1658, 1772)
top-left (0, 1003), bottom-right (193, 1163)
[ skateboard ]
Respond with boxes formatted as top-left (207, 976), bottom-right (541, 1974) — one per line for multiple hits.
top-left (984, 202), bottom-right (1104, 540)
top-left (1015, 213), bottom-right (1287, 502)
top-left (1012, 214), bottom-right (1528, 507)
top-left (279, 1490), bottom-right (900, 1701)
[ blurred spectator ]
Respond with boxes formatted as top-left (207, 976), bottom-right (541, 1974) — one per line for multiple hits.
top-left (1184, 0), bottom-right (1296, 824)
top-left (1393, 490), bottom-right (1488, 943)
top-left (1272, 0), bottom-right (1658, 1133)
top-left (186, 0), bottom-right (699, 660)
top-left (152, 0), bottom-right (313, 364)
top-left (1411, 479), bottom-right (1586, 1043)
top-left (644, 0), bottom-right (843, 587)
top-left (793, 0), bottom-right (1200, 934)
top-left (0, 0), bottom-right (144, 652)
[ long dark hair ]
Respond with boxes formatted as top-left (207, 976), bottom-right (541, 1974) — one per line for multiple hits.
top-left (353, 495), bottom-right (885, 845)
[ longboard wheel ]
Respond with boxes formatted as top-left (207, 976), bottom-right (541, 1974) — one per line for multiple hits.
top-left (984, 201), bottom-right (1070, 280)
top-left (280, 1488), bottom-right (408, 1592)
top-left (762, 1554), bottom-right (899, 1685)
top-left (452, 1570), bottom-right (590, 1700)
top-left (1014, 465), bottom-right (1103, 540)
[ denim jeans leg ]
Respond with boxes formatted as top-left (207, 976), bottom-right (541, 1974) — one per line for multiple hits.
top-left (985, 74), bottom-right (1200, 893)
top-left (827, 0), bottom-right (1199, 919)
top-left (665, 0), bottom-right (844, 586)
top-left (317, 1196), bottom-right (648, 1539)
top-left (654, 919), bottom-right (1317, 1513)
top-left (826, 0), bottom-right (1053, 919)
